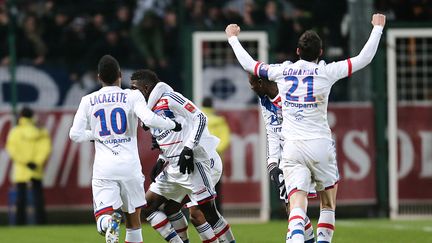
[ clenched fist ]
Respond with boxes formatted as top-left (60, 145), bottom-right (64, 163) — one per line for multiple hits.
top-left (225, 24), bottom-right (241, 38)
top-left (371, 13), bottom-right (386, 27)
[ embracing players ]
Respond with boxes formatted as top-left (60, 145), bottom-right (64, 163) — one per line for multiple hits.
top-left (69, 55), bottom-right (181, 243)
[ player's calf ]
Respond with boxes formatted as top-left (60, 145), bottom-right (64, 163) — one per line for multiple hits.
top-left (317, 209), bottom-right (335, 243)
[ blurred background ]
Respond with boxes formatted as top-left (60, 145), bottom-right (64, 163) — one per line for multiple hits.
top-left (0, 0), bottom-right (431, 225)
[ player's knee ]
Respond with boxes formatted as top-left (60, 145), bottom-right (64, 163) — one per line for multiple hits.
top-left (190, 207), bottom-right (206, 226)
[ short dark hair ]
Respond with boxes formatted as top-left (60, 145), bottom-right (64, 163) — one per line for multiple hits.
top-left (297, 30), bottom-right (322, 61)
top-left (20, 107), bottom-right (33, 118)
top-left (98, 55), bottom-right (120, 84)
top-left (130, 69), bottom-right (160, 85)
top-left (202, 97), bottom-right (213, 108)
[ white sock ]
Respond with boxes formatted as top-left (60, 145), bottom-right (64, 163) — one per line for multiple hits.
top-left (317, 209), bottom-right (335, 243)
top-left (96, 214), bottom-right (111, 235)
top-left (288, 208), bottom-right (306, 243)
top-left (146, 211), bottom-right (183, 242)
top-left (213, 216), bottom-right (235, 243)
top-left (168, 211), bottom-right (189, 242)
top-left (304, 216), bottom-right (315, 243)
top-left (196, 222), bottom-right (218, 243)
top-left (125, 228), bottom-right (143, 243)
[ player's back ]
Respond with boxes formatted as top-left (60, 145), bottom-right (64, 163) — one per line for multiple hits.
top-left (83, 86), bottom-right (143, 179)
top-left (273, 59), bottom-right (343, 140)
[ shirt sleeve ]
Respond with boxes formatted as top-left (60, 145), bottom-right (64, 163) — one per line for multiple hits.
top-left (259, 98), bottom-right (282, 165)
top-left (228, 36), bottom-right (286, 81)
top-left (131, 90), bottom-right (176, 130)
top-left (167, 92), bottom-right (207, 149)
top-left (69, 97), bottom-right (94, 142)
top-left (325, 25), bottom-right (383, 82)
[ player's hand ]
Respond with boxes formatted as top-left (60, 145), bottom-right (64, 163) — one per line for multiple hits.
top-left (27, 162), bottom-right (37, 171)
top-left (172, 120), bottom-right (182, 132)
top-left (268, 163), bottom-right (287, 200)
top-left (178, 147), bottom-right (194, 174)
top-left (150, 158), bottom-right (165, 182)
top-left (225, 24), bottom-right (240, 38)
top-left (371, 13), bottom-right (386, 27)
top-left (151, 136), bottom-right (160, 150)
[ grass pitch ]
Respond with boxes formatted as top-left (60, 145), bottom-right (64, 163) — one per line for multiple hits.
top-left (1, 219), bottom-right (431, 243)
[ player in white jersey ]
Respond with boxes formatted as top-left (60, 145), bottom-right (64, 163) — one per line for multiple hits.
top-left (69, 55), bottom-right (181, 243)
top-left (227, 14), bottom-right (386, 243)
top-left (130, 69), bottom-right (235, 243)
top-left (249, 74), bottom-right (316, 243)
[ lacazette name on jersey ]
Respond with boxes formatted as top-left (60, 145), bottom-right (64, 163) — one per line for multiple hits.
top-left (90, 92), bottom-right (128, 106)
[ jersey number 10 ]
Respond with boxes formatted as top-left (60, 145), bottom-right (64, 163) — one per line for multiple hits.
top-left (94, 107), bottom-right (127, 136)
top-left (285, 75), bottom-right (316, 102)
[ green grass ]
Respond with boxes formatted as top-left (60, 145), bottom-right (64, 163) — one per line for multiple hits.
top-left (1, 219), bottom-right (431, 243)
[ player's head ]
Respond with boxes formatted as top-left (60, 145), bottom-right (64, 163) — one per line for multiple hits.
top-left (97, 55), bottom-right (121, 86)
top-left (130, 69), bottom-right (160, 100)
top-left (20, 106), bottom-right (34, 118)
top-left (249, 73), bottom-right (279, 98)
top-left (296, 30), bottom-right (323, 62)
top-left (202, 97), bottom-right (213, 108)
top-left (248, 74), bottom-right (267, 97)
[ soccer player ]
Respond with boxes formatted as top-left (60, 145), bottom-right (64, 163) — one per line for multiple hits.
top-left (130, 70), bottom-right (235, 243)
top-left (69, 55), bottom-right (181, 243)
top-left (226, 14), bottom-right (386, 243)
top-left (249, 74), bottom-right (316, 243)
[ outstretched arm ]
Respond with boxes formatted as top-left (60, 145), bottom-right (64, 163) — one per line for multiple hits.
top-left (350, 14), bottom-right (386, 73)
top-left (226, 24), bottom-right (259, 74)
top-left (324, 14), bottom-right (386, 81)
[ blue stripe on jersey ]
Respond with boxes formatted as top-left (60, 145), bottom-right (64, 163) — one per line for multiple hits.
top-left (196, 162), bottom-right (212, 191)
top-left (258, 64), bottom-right (269, 79)
top-left (193, 113), bottom-right (206, 146)
top-left (259, 95), bottom-right (279, 115)
top-left (317, 241), bottom-right (330, 243)
top-left (168, 93), bottom-right (186, 105)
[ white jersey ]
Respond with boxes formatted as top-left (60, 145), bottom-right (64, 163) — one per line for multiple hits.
top-left (69, 85), bottom-right (176, 180)
top-left (229, 25), bottom-right (383, 141)
top-left (149, 91), bottom-right (219, 162)
top-left (258, 94), bottom-right (283, 165)
top-left (257, 59), bottom-right (342, 140)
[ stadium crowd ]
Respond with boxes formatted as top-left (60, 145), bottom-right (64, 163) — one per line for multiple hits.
top-left (0, 0), bottom-right (430, 89)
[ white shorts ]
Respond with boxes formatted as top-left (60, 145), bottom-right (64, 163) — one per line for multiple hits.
top-left (281, 138), bottom-right (339, 198)
top-left (149, 158), bottom-right (216, 206)
top-left (92, 176), bottom-right (146, 217)
top-left (185, 152), bottom-right (222, 207)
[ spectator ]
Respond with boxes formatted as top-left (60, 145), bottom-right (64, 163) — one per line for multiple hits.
top-left (6, 107), bottom-right (52, 225)
top-left (17, 14), bottom-right (47, 65)
top-left (131, 10), bottom-right (166, 68)
top-left (201, 97), bottom-right (231, 213)
top-left (43, 9), bottom-right (70, 63)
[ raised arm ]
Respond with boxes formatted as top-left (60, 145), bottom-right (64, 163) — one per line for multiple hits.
top-left (350, 14), bottom-right (386, 73)
top-left (226, 24), bottom-right (259, 74)
top-left (325, 14), bottom-right (386, 80)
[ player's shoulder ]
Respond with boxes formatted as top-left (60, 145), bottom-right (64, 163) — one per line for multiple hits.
top-left (267, 60), bottom-right (293, 68)
top-left (162, 91), bottom-right (188, 105)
